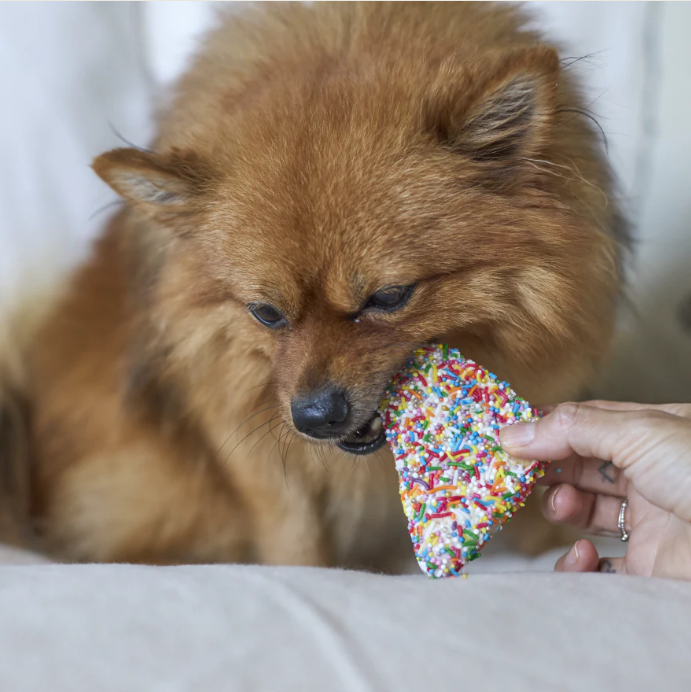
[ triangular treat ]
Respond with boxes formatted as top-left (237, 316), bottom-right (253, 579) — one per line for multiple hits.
top-left (380, 345), bottom-right (546, 578)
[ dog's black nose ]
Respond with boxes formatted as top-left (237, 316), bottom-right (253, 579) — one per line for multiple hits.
top-left (291, 386), bottom-right (350, 438)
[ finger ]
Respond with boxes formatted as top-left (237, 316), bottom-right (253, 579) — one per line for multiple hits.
top-left (502, 403), bottom-right (691, 520)
top-left (542, 484), bottom-right (629, 537)
top-left (582, 400), bottom-right (691, 419)
top-left (538, 455), bottom-right (627, 497)
top-left (500, 402), bottom-right (680, 465)
top-left (555, 539), bottom-right (600, 573)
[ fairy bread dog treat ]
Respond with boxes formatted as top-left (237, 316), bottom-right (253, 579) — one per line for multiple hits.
top-left (380, 345), bottom-right (546, 578)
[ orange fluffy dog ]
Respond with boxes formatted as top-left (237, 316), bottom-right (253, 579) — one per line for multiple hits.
top-left (1, 2), bottom-right (626, 566)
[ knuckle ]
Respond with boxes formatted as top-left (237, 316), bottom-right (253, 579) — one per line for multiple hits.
top-left (552, 402), bottom-right (581, 429)
top-left (672, 403), bottom-right (691, 418)
top-left (632, 410), bottom-right (667, 426)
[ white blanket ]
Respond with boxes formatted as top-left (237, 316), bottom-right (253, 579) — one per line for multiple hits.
top-left (0, 556), bottom-right (689, 692)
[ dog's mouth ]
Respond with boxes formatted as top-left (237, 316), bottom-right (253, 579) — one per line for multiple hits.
top-left (336, 413), bottom-right (386, 455)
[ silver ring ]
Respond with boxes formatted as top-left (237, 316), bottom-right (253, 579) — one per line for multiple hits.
top-left (618, 498), bottom-right (629, 542)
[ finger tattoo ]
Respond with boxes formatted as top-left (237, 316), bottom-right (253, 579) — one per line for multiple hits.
top-left (599, 559), bottom-right (616, 574)
top-left (598, 461), bottom-right (615, 484)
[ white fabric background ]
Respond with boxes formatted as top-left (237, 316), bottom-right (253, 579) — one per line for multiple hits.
top-left (0, 2), bottom-right (152, 316)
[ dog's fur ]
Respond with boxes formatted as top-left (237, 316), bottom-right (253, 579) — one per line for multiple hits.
top-left (1, 2), bottom-right (626, 567)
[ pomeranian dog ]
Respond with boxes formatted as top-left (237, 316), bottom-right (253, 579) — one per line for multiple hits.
top-left (0, 2), bottom-right (626, 567)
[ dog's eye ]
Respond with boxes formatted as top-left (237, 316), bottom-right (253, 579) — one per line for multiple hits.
top-left (249, 304), bottom-right (286, 328)
top-left (364, 285), bottom-right (415, 312)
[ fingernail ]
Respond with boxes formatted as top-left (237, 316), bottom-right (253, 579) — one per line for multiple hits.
top-left (500, 422), bottom-right (536, 449)
top-left (550, 485), bottom-right (562, 513)
top-left (565, 541), bottom-right (580, 566)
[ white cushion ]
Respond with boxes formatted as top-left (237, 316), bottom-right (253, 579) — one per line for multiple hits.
top-left (0, 559), bottom-right (688, 692)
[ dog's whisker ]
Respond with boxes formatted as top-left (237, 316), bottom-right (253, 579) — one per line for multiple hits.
top-left (310, 444), bottom-right (325, 471)
top-left (317, 443), bottom-right (329, 470)
top-left (284, 432), bottom-right (297, 471)
top-left (222, 416), bottom-right (280, 465)
top-left (267, 428), bottom-right (280, 460)
top-left (280, 426), bottom-right (292, 466)
top-left (237, 380), bottom-right (275, 398)
top-left (311, 442), bottom-right (329, 471)
top-left (235, 402), bottom-right (280, 430)
top-left (267, 420), bottom-right (287, 468)
top-left (278, 426), bottom-right (294, 488)
top-left (211, 402), bottom-right (280, 464)
top-left (308, 444), bottom-right (322, 471)
top-left (273, 422), bottom-right (291, 481)
top-left (242, 412), bottom-right (281, 462)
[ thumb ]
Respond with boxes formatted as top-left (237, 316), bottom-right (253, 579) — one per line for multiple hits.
top-left (500, 402), bottom-right (636, 461)
top-left (501, 402), bottom-right (691, 520)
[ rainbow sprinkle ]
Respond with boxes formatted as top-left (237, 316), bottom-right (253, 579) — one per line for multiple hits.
top-left (380, 344), bottom-right (546, 579)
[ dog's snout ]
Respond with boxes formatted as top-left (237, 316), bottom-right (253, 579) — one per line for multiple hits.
top-left (291, 386), bottom-right (350, 438)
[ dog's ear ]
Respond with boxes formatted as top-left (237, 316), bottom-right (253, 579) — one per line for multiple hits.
top-left (429, 45), bottom-right (560, 169)
top-left (92, 148), bottom-right (209, 207)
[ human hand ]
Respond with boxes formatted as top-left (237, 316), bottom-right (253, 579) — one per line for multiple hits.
top-left (500, 401), bottom-right (691, 580)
